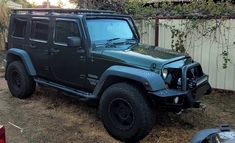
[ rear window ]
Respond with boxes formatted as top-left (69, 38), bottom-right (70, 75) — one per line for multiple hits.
top-left (12, 18), bottom-right (27, 38)
top-left (30, 19), bottom-right (49, 41)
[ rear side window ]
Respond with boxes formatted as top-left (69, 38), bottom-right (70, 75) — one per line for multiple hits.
top-left (12, 18), bottom-right (27, 38)
top-left (54, 20), bottom-right (79, 44)
top-left (30, 19), bottom-right (49, 41)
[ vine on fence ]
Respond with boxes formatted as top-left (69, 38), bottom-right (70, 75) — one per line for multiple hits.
top-left (161, 18), bottom-right (233, 69)
top-left (125, 0), bottom-right (235, 68)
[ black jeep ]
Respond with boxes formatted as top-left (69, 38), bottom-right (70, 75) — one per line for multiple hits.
top-left (5, 8), bottom-right (211, 142)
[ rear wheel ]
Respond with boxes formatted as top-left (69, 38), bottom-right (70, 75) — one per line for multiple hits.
top-left (99, 82), bottom-right (156, 142)
top-left (6, 61), bottom-right (36, 99)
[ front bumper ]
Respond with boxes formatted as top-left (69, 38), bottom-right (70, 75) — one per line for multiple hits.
top-left (150, 80), bottom-right (211, 109)
top-left (149, 63), bottom-right (212, 110)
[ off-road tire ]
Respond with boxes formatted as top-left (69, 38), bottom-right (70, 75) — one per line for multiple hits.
top-left (6, 61), bottom-right (36, 99)
top-left (99, 82), bottom-right (156, 142)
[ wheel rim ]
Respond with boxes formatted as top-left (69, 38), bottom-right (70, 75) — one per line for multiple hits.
top-left (11, 70), bottom-right (21, 90)
top-left (109, 98), bottom-right (134, 130)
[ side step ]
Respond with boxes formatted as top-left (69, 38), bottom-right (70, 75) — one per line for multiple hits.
top-left (34, 78), bottom-right (96, 100)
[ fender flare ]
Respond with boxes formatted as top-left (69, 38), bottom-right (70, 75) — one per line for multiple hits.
top-left (6, 48), bottom-right (36, 76)
top-left (93, 65), bottom-right (165, 96)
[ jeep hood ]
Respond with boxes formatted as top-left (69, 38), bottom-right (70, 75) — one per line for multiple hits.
top-left (101, 44), bottom-right (188, 72)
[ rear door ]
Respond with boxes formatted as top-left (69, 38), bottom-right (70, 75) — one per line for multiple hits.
top-left (49, 18), bottom-right (87, 89)
top-left (28, 17), bottom-right (51, 78)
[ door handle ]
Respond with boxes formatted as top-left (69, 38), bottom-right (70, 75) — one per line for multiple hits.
top-left (30, 44), bottom-right (36, 49)
top-left (51, 48), bottom-right (60, 53)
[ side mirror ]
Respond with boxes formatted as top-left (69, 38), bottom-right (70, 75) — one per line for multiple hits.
top-left (67, 36), bottom-right (81, 47)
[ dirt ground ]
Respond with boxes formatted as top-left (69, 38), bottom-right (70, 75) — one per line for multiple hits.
top-left (0, 59), bottom-right (235, 143)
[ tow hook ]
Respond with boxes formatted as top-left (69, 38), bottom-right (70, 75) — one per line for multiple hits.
top-left (200, 103), bottom-right (207, 111)
top-left (194, 101), bottom-right (206, 111)
top-left (175, 109), bottom-right (184, 115)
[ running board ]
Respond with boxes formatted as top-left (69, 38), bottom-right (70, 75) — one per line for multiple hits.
top-left (34, 78), bottom-right (96, 99)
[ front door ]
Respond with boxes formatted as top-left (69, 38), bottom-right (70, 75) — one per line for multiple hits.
top-left (50, 18), bottom-right (86, 89)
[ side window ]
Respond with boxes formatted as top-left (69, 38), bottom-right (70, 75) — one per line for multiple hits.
top-left (30, 19), bottom-right (49, 41)
top-left (54, 20), bottom-right (79, 44)
top-left (12, 18), bottom-right (27, 38)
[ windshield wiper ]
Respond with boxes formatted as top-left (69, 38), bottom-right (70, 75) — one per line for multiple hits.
top-left (105, 38), bottom-right (137, 48)
top-left (107, 38), bottom-right (122, 42)
top-left (125, 39), bottom-right (138, 44)
top-left (105, 38), bottom-right (122, 48)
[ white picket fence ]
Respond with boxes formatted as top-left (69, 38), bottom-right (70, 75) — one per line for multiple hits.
top-left (135, 18), bottom-right (235, 91)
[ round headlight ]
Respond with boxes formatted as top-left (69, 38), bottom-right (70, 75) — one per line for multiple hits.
top-left (162, 68), bottom-right (168, 79)
top-left (174, 97), bottom-right (179, 104)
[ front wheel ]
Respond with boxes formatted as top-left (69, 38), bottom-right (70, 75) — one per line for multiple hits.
top-left (99, 82), bottom-right (156, 142)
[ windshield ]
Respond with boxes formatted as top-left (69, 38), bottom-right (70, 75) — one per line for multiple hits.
top-left (86, 19), bottom-right (134, 42)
